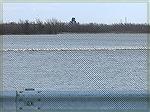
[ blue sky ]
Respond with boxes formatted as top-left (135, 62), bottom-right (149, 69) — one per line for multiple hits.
top-left (3, 3), bottom-right (147, 24)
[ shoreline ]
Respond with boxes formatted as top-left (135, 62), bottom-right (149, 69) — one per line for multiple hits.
top-left (1, 32), bottom-right (150, 36)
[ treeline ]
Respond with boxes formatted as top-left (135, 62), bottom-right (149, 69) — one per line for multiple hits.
top-left (0, 19), bottom-right (150, 35)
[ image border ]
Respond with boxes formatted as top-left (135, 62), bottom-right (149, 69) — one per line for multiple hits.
top-left (0, 0), bottom-right (149, 111)
top-left (0, 1), bottom-right (3, 112)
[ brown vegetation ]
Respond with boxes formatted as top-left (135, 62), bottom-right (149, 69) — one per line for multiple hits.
top-left (0, 19), bottom-right (150, 35)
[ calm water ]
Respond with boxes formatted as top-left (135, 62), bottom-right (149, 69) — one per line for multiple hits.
top-left (1, 33), bottom-right (149, 111)
top-left (2, 33), bottom-right (148, 92)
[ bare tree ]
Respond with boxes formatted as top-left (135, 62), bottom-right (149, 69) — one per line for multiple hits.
top-left (1, 19), bottom-right (150, 35)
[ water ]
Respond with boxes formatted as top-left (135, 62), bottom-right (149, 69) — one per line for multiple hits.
top-left (3, 33), bottom-right (147, 49)
top-left (1, 33), bottom-right (149, 110)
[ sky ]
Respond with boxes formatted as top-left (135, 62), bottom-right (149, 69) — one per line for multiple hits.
top-left (3, 3), bottom-right (147, 24)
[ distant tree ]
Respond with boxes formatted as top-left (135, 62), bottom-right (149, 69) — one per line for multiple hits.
top-left (1, 19), bottom-right (150, 35)
top-left (23, 20), bottom-right (30, 34)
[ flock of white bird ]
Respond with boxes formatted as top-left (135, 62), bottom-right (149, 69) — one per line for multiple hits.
top-left (2, 46), bottom-right (147, 52)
